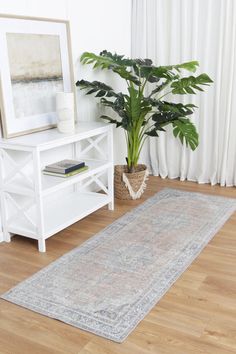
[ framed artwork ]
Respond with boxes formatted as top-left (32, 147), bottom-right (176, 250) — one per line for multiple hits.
top-left (0, 14), bottom-right (75, 138)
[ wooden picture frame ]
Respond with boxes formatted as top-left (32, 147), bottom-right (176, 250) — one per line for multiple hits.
top-left (0, 14), bottom-right (75, 138)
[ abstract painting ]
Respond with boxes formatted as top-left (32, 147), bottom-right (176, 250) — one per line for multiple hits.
top-left (6, 33), bottom-right (64, 118)
top-left (0, 15), bottom-right (74, 138)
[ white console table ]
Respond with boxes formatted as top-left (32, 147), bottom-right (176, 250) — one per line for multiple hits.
top-left (0, 121), bottom-right (114, 252)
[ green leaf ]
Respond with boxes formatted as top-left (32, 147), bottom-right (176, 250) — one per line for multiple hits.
top-left (95, 90), bottom-right (106, 97)
top-left (80, 52), bottom-right (114, 69)
top-left (185, 103), bottom-right (198, 108)
top-left (146, 102), bottom-right (198, 148)
top-left (100, 97), bottom-right (115, 107)
top-left (80, 51), bottom-right (140, 85)
top-left (196, 73), bottom-right (213, 84)
top-left (192, 85), bottom-right (204, 92)
top-left (171, 73), bottom-right (213, 95)
top-left (100, 94), bottom-right (131, 128)
top-left (133, 58), bottom-right (153, 66)
top-left (86, 88), bottom-right (97, 95)
top-left (159, 61), bottom-right (199, 73)
top-left (113, 67), bottom-right (140, 85)
top-left (175, 61), bottom-right (199, 73)
top-left (76, 79), bottom-right (118, 98)
top-left (100, 50), bottom-right (134, 67)
top-left (126, 87), bottom-right (141, 120)
top-left (172, 118), bottom-right (199, 150)
top-left (185, 87), bottom-right (196, 94)
top-left (133, 63), bottom-right (161, 83)
top-left (148, 80), bottom-right (172, 96)
top-left (146, 130), bottom-right (159, 137)
top-left (147, 100), bottom-right (196, 117)
top-left (100, 115), bottom-right (122, 127)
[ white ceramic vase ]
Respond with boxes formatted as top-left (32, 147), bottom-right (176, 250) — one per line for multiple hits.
top-left (56, 92), bottom-right (75, 133)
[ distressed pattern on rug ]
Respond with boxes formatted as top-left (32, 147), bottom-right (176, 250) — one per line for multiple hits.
top-left (1, 188), bottom-right (236, 342)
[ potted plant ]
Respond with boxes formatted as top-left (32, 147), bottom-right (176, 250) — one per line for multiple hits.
top-left (76, 50), bottom-right (213, 200)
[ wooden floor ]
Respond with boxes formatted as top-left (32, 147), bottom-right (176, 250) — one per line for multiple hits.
top-left (0, 177), bottom-right (235, 354)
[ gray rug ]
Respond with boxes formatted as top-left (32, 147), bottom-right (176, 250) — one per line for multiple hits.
top-left (1, 188), bottom-right (236, 342)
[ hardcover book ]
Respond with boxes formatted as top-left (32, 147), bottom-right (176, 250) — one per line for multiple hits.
top-left (43, 165), bottom-right (88, 178)
top-left (44, 159), bottom-right (85, 174)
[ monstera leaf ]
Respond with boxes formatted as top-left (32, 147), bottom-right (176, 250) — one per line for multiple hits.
top-left (80, 52), bottom-right (140, 85)
top-left (76, 79), bottom-right (118, 98)
top-left (172, 119), bottom-right (199, 150)
top-left (171, 74), bottom-right (213, 94)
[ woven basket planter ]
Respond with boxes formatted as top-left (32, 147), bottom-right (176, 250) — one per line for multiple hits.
top-left (114, 164), bottom-right (149, 200)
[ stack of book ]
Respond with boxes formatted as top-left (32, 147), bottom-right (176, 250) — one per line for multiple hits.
top-left (43, 159), bottom-right (88, 178)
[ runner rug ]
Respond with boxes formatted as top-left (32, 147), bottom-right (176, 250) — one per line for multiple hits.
top-left (1, 188), bottom-right (236, 342)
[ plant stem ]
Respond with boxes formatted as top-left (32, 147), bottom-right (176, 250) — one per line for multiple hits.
top-left (157, 90), bottom-right (172, 100)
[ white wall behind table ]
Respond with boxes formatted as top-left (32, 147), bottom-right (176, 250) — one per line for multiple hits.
top-left (68, 0), bottom-right (131, 166)
top-left (0, 0), bottom-right (132, 243)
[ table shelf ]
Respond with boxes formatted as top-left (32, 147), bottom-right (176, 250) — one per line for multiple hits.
top-left (3, 159), bottom-right (111, 197)
top-left (8, 191), bottom-right (110, 239)
top-left (0, 122), bottom-right (114, 252)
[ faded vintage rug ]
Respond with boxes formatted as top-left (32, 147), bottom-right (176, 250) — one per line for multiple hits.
top-left (1, 188), bottom-right (236, 342)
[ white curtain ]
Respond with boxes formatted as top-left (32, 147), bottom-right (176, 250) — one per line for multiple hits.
top-left (132, 0), bottom-right (236, 186)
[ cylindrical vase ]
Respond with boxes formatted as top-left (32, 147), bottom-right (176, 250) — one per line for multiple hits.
top-left (56, 92), bottom-right (75, 133)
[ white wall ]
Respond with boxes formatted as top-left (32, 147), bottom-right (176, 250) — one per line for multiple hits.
top-left (0, 0), bottom-right (131, 239)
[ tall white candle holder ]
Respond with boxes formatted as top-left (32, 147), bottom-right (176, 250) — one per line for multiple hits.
top-left (56, 92), bottom-right (75, 133)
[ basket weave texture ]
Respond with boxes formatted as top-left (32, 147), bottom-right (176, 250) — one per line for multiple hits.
top-left (114, 164), bottom-right (148, 200)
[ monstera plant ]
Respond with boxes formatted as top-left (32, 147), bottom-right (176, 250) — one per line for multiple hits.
top-left (76, 50), bottom-right (213, 199)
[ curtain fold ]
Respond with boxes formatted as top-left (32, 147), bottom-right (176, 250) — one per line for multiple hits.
top-left (131, 0), bottom-right (236, 186)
